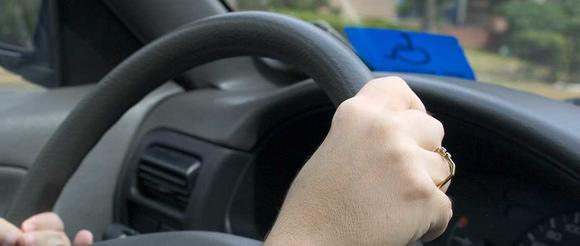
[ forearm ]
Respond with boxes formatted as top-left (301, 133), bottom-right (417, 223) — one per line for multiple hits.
top-left (264, 216), bottom-right (340, 246)
top-left (264, 178), bottom-right (346, 246)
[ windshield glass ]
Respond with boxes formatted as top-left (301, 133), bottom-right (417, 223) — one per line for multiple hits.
top-left (0, 0), bottom-right (41, 50)
top-left (0, 0), bottom-right (46, 90)
top-left (226, 0), bottom-right (580, 100)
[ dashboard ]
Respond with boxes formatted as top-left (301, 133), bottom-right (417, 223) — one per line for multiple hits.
top-left (5, 72), bottom-right (578, 243)
top-left (430, 168), bottom-right (580, 246)
top-left (221, 106), bottom-right (580, 246)
top-left (427, 114), bottom-right (580, 246)
top-left (106, 78), bottom-right (580, 246)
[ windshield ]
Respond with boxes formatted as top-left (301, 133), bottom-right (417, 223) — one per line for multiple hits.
top-left (226, 0), bottom-right (580, 100)
top-left (0, 0), bottom-right (46, 89)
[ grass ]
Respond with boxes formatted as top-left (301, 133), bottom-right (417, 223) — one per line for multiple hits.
top-left (496, 82), bottom-right (580, 99)
top-left (274, 8), bottom-right (417, 34)
top-left (465, 49), bottom-right (580, 99)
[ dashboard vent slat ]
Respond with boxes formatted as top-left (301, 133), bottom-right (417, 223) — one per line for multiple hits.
top-left (138, 162), bottom-right (188, 187)
top-left (136, 145), bottom-right (200, 211)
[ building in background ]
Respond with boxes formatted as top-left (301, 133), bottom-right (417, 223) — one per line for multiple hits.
top-left (329, 0), bottom-right (397, 21)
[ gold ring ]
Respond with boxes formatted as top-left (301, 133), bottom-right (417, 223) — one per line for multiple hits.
top-left (434, 146), bottom-right (456, 188)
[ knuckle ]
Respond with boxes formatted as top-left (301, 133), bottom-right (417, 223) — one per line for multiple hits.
top-left (386, 76), bottom-right (408, 87)
top-left (371, 76), bottom-right (407, 87)
top-left (386, 76), bottom-right (412, 94)
top-left (404, 172), bottom-right (436, 201)
top-left (333, 99), bottom-right (357, 126)
top-left (385, 140), bottom-right (413, 164)
top-left (336, 98), bottom-right (362, 115)
top-left (374, 115), bottom-right (403, 138)
top-left (363, 76), bottom-right (410, 94)
top-left (364, 77), bottom-right (386, 88)
top-left (429, 116), bottom-right (445, 137)
top-left (410, 110), bottom-right (445, 135)
top-left (383, 114), bottom-right (404, 130)
top-left (37, 212), bottom-right (64, 230)
top-left (334, 98), bottom-right (374, 124)
top-left (49, 213), bottom-right (64, 228)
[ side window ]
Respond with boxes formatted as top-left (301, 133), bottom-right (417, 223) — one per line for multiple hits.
top-left (0, 0), bottom-right (41, 49)
top-left (0, 0), bottom-right (55, 88)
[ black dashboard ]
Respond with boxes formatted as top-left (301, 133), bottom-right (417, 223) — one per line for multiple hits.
top-left (427, 113), bottom-right (580, 246)
top-left (228, 105), bottom-right (580, 246)
top-left (107, 74), bottom-right (580, 246)
top-left (2, 72), bottom-right (580, 244)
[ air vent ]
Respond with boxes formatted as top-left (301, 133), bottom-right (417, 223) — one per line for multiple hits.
top-left (137, 145), bottom-right (200, 210)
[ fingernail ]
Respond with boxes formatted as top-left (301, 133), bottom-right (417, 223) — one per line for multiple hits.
top-left (22, 222), bottom-right (35, 232)
top-left (23, 234), bottom-right (35, 246)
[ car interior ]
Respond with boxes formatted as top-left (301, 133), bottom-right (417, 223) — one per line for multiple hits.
top-left (1, 1), bottom-right (580, 246)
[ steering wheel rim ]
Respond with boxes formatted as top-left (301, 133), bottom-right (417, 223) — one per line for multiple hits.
top-left (5, 11), bottom-right (373, 225)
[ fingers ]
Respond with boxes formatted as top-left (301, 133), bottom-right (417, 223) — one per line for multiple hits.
top-left (1, 214), bottom-right (90, 246)
top-left (0, 218), bottom-right (22, 246)
top-left (413, 149), bottom-right (453, 242)
top-left (357, 77), bottom-right (426, 112)
top-left (17, 231), bottom-right (70, 246)
top-left (392, 110), bottom-right (444, 151)
top-left (11, 230), bottom-right (92, 246)
top-left (422, 191), bottom-right (453, 242)
top-left (358, 76), bottom-right (444, 151)
top-left (419, 149), bottom-right (452, 192)
top-left (21, 213), bottom-right (64, 232)
top-left (73, 230), bottom-right (93, 246)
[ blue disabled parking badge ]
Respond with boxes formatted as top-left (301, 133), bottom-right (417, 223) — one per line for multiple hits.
top-left (344, 27), bottom-right (476, 80)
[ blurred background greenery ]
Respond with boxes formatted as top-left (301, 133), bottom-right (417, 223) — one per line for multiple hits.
top-left (0, 0), bottom-right (41, 49)
top-left (228, 0), bottom-right (580, 99)
top-left (1, 0), bottom-right (579, 99)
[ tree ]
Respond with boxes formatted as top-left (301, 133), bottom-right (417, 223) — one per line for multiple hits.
top-left (422, 0), bottom-right (437, 32)
top-left (236, 0), bottom-right (330, 10)
top-left (0, 0), bottom-right (41, 48)
top-left (499, 0), bottom-right (580, 81)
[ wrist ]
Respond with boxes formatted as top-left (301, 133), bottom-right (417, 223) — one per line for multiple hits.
top-left (264, 208), bottom-right (348, 246)
top-left (264, 221), bottom-right (336, 246)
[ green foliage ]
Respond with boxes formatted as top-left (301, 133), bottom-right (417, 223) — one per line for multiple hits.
top-left (236, 0), bottom-right (330, 10)
top-left (510, 31), bottom-right (570, 80)
top-left (499, 0), bottom-right (580, 81)
top-left (398, 0), bottom-right (454, 17)
top-left (0, 0), bottom-right (41, 49)
top-left (233, 0), bottom-right (416, 35)
top-left (561, 0), bottom-right (580, 16)
top-left (565, 18), bottom-right (580, 74)
top-left (275, 9), bottom-right (417, 35)
top-left (499, 1), bottom-right (568, 32)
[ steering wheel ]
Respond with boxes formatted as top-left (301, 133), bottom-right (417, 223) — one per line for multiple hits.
top-left (4, 12), bottom-right (373, 245)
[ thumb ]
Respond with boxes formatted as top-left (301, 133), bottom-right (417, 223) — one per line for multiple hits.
top-left (73, 230), bottom-right (93, 246)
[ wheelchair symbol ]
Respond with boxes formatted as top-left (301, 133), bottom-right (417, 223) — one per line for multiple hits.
top-left (384, 33), bottom-right (431, 65)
